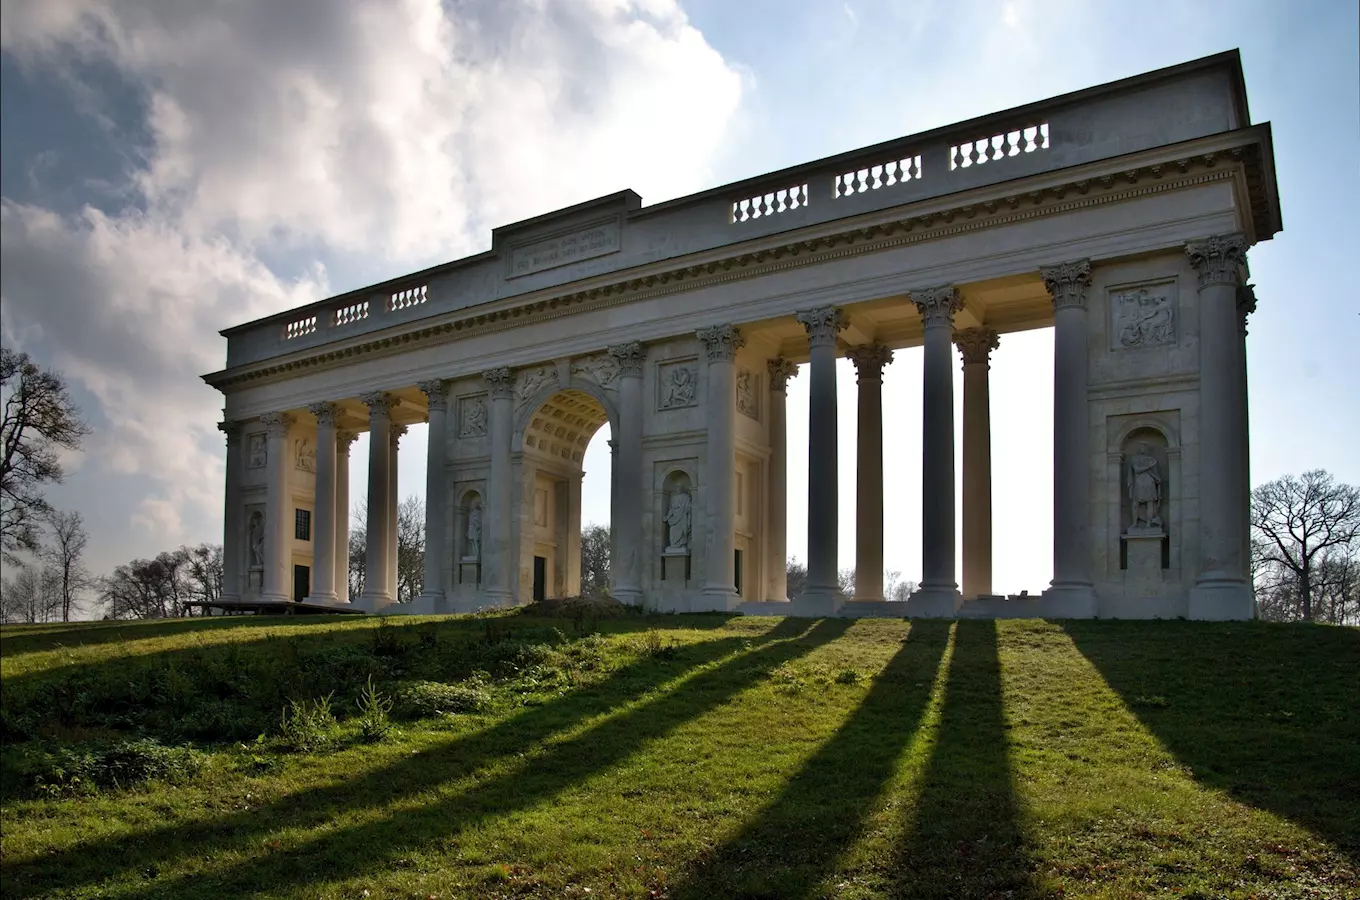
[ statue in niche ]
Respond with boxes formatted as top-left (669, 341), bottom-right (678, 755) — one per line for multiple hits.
top-left (1115, 289), bottom-right (1175, 348)
top-left (247, 434), bottom-right (267, 468)
top-left (660, 364), bottom-right (696, 409)
top-left (465, 502), bottom-right (483, 560)
top-left (294, 437), bottom-right (315, 472)
top-left (248, 511), bottom-right (265, 568)
top-left (664, 490), bottom-right (692, 552)
top-left (461, 397), bottom-right (488, 437)
top-left (1126, 442), bottom-right (1163, 533)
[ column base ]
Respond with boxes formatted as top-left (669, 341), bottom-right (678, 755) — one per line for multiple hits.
top-left (302, 591), bottom-right (342, 607)
top-left (789, 589), bottom-right (841, 617)
top-left (414, 589), bottom-right (447, 613)
top-left (259, 591), bottom-right (292, 604)
top-left (1188, 576), bottom-right (1254, 621)
top-left (1040, 582), bottom-right (1097, 618)
top-left (904, 585), bottom-right (961, 618)
top-left (696, 588), bottom-right (742, 612)
top-left (353, 591), bottom-right (395, 613)
top-left (613, 588), bottom-right (644, 607)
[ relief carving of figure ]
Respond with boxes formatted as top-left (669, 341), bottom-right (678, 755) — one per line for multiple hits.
top-left (664, 490), bottom-right (692, 552)
top-left (736, 369), bottom-right (757, 419)
top-left (247, 434), bottom-right (267, 469)
top-left (461, 397), bottom-right (488, 437)
top-left (1116, 289), bottom-right (1176, 348)
top-left (660, 364), bottom-right (696, 409)
top-left (516, 366), bottom-right (555, 404)
top-left (294, 437), bottom-right (316, 472)
top-left (465, 502), bottom-right (483, 560)
top-left (248, 511), bottom-right (265, 568)
top-left (1127, 443), bottom-right (1163, 532)
top-left (571, 355), bottom-right (620, 390)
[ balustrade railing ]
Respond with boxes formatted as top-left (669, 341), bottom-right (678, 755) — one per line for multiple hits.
top-left (333, 299), bottom-right (370, 326)
top-left (834, 154), bottom-right (923, 198)
top-left (283, 315), bottom-right (317, 340)
top-left (389, 284), bottom-right (428, 312)
top-left (949, 122), bottom-right (1049, 170)
top-left (730, 183), bottom-right (809, 223)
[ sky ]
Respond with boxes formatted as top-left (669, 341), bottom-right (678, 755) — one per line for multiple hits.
top-left (1, 0), bottom-right (1357, 605)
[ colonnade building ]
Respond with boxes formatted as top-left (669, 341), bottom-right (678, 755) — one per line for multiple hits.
top-left (204, 51), bottom-right (1281, 620)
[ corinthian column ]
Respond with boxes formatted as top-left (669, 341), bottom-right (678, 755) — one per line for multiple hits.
top-left (609, 341), bottom-right (646, 605)
top-left (906, 286), bottom-right (962, 617)
top-left (306, 402), bottom-right (340, 605)
top-left (219, 421), bottom-right (244, 604)
top-left (417, 380), bottom-right (450, 609)
top-left (846, 343), bottom-right (893, 602)
top-left (336, 431), bottom-right (356, 603)
top-left (1041, 261), bottom-right (1096, 617)
top-left (358, 392), bottom-right (395, 609)
top-left (260, 412), bottom-right (294, 603)
top-left (388, 424), bottom-right (405, 602)
top-left (484, 367), bottom-right (515, 604)
top-left (954, 328), bottom-right (999, 600)
top-left (1237, 284), bottom-right (1257, 578)
top-left (796, 307), bottom-right (848, 611)
top-left (766, 358), bottom-right (798, 601)
top-left (697, 323), bottom-right (745, 608)
top-left (1187, 234), bottom-right (1253, 620)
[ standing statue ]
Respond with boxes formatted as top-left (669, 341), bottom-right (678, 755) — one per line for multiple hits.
top-left (248, 511), bottom-right (265, 568)
top-left (466, 503), bottom-right (483, 560)
top-left (1127, 443), bottom-right (1163, 532)
top-left (664, 490), bottom-right (692, 552)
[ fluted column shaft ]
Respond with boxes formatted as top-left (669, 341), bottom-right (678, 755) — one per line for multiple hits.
top-left (911, 288), bottom-right (962, 612)
top-left (610, 342), bottom-right (646, 605)
top-left (307, 403), bottom-right (340, 604)
top-left (848, 344), bottom-right (893, 601)
top-left (1237, 285), bottom-right (1256, 583)
top-left (260, 412), bottom-right (294, 603)
top-left (418, 381), bottom-right (450, 607)
top-left (1187, 235), bottom-right (1253, 619)
top-left (766, 359), bottom-right (798, 601)
top-left (697, 324), bottom-right (745, 606)
top-left (219, 422), bottom-right (244, 603)
top-left (484, 368), bottom-right (515, 602)
top-left (359, 394), bottom-right (394, 608)
top-left (387, 426), bottom-right (402, 601)
top-left (607, 438), bottom-right (618, 595)
top-left (956, 328), bottom-right (999, 599)
top-left (797, 308), bottom-right (848, 606)
top-left (335, 433), bottom-right (355, 602)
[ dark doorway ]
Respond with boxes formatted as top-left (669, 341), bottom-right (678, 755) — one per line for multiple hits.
top-left (533, 556), bottom-right (547, 603)
top-left (734, 549), bottom-right (744, 596)
top-left (293, 564), bottom-right (310, 602)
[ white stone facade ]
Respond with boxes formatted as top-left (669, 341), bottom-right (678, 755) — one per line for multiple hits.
top-left (206, 51), bottom-right (1280, 620)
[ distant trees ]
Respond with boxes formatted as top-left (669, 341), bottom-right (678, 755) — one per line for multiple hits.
top-left (348, 497), bottom-right (426, 602)
top-left (41, 509), bottom-right (94, 622)
top-left (581, 523), bottom-right (611, 597)
top-left (101, 543), bottom-right (223, 619)
top-left (1, 348), bottom-right (91, 563)
top-left (1252, 470), bottom-right (1360, 624)
top-left (0, 564), bottom-right (62, 624)
top-left (784, 560), bottom-right (916, 601)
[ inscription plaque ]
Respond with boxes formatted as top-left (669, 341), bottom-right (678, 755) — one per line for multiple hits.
top-left (509, 219), bottom-right (620, 278)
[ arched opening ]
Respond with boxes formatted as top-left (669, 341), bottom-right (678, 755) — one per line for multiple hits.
top-left (515, 389), bottom-right (612, 601)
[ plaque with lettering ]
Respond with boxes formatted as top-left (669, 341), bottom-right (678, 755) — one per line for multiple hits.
top-left (508, 218), bottom-right (621, 278)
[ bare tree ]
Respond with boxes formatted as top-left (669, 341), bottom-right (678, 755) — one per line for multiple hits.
top-left (1, 349), bottom-right (91, 563)
top-left (786, 558), bottom-right (808, 599)
top-left (102, 550), bottom-right (190, 619)
top-left (181, 543), bottom-right (223, 606)
top-left (0, 563), bottom-right (62, 623)
top-left (837, 567), bottom-right (856, 601)
top-left (581, 523), bottom-right (610, 597)
top-left (40, 509), bottom-right (93, 621)
top-left (1252, 470), bottom-right (1360, 621)
top-left (396, 495), bottom-right (424, 602)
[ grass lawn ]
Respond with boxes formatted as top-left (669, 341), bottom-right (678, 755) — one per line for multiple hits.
top-left (1, 612), bottom-right (1356, 899)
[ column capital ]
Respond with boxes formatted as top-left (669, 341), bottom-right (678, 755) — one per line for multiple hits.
top-left (391, 423), bottom-right (408, 446)
top-left (260, 412), bottom-right (293, 438)
top-left (767, 357), bottom-right (799, 392)
top-left (1040, 260), bottom-right (1092, 310)
top-left (483, 366), bottom-right (513, 399)
top-left (308, 401), bottom-right (341, 425)
top-left (846, 343), bottom-right (894, 381)
top-left (360, 391), bottom-right (397, 417)
top-left (338, 430), bottom-right (359, 452)
top-left (796, 307), bottom-right (848, 348)
top-left (696, 323), bottom-right (747, 363)
top-left (607, 341), bottom-right (646, 378)
top-left (909, 285), bottom-right (964, 327)
top-left (418, 379), bottom-right (450, 411)
top-left (1237, 283), bottom-right (1257, 335)
top-left (954, 327), bottom-right (1000, 366)
top-left (1186, 233), bottom-right (1248, 289)
top-left (218, 420), bottom-right (242, 442)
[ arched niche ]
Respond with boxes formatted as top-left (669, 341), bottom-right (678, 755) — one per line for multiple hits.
top-left (1117, 424), bottom-right (1174, 574)
top-left (660, 469), bottom-right (695, 554)
top-left (455, 486), bottom-right (484, 589)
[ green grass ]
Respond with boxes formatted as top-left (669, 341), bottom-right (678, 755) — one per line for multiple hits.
top-left (1, 613), bottom-right (1356, 899)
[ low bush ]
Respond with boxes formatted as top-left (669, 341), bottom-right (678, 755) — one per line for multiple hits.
top-left (10, 738), bottom-right (206, 797)
top-left (394, 680), bottom-right (491, 719)
top-left (277, 694), bottom-right (337, 753)
top-left (355, 676), bottom-right (395, 743)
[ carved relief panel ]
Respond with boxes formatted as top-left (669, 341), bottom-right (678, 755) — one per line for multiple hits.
top-left (459, 395), bottom-right (488, 437)
top-left (1110, 281), bottom-right (1177, 350)
top-left (247, 433), bottom-right (267, 469)
top-left (570, 354), bottom-right (621, 391)
top-left (293, 437), bottom-right (316, 472)
top-left (657, 359), bottom-right (699, 410)
top-left (736, 368), bottom-right (758, 420)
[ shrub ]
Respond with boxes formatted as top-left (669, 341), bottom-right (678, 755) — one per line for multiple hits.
top-left (12, 738), bottom-right (206, 797)
top-left (639, 629), bottom-right (679, 660)
top-left (394, 680), bottom-right (491, 719)
top-left (371, 620), bottom-right (410, 657)
top-left (277, 693), bottom-right (337, 753)
top-left (355, 676), bottom-right (394, 743)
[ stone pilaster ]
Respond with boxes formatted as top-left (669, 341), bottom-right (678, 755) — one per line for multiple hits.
top-left (260, 412), bottom-right (294, 603)
top-left (954, 328), bottom-right (999, 600)
top-left (1186, 233), bottom-right (1253, 619)
top-left (796, 307), bottom-right (848, 611)
top-left (696, 323), bottom-right (745, 608)
top-left (846, 343), bottom-right (893, 602)
top-left (306, 402), bottom-right (341, 604)
top-left (358, 392), bottom-right (395, 609)
top-left (906, 287), bottom-right (963, 616)
top-left (483, 367), bottom-right (515, 603)
top-left (335, 431), bottom-right (356, 603)
top-left (417, 380), bottom-right (450, 608)
top-left (388, 424), bottom-right (405, 602)
top-left (1237, 284), bottom-right (1257, 576)
top-left (609, 341), bottom-right (646, 605)
top-left (766, 358), bottom-right (798, 601)
top-left (218, 421), bottom-right (244, 603)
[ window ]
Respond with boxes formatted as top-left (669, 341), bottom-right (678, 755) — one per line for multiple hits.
top-left (295, 508), bottom-right (311, 541)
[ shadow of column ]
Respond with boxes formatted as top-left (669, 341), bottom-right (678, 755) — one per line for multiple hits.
top-left (671, 619), bottom-right (952, 899)
top-left (892, 619), bottom-right (1034, 898)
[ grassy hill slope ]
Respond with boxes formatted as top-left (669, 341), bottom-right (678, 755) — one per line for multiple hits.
top-left (1, 612), bottom-right (1356, 899)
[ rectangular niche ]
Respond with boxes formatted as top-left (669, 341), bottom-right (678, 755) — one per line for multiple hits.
top-left (657, 358), bottom-right (699, 410)
top-left (1109, 278), bottom-right (1177, 351)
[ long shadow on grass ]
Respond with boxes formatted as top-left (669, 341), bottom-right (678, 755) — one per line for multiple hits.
top-left (3, 618), bottom-right (838, 899)
top-left (891, 619), bottom-right (1035, 899)
top-left (1062, 620), bottom-right (1360, 861)
top-left (671, 619), bottom-right (952, 899)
